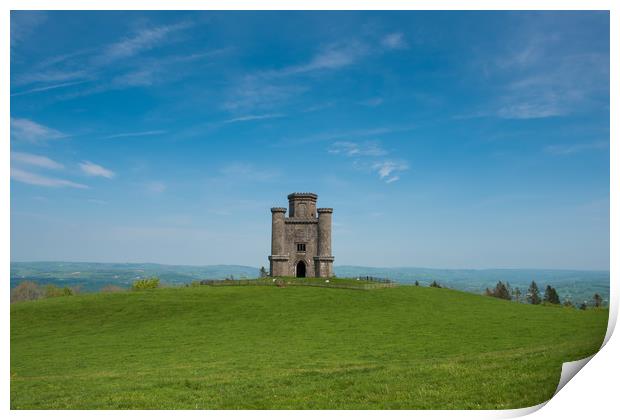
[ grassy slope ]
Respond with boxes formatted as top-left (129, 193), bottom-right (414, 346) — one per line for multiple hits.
top-left (10, 285), bottom-right (608, 409)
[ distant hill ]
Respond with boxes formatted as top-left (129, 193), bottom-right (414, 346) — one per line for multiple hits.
top-left (10, 261), bottom-right (260, 291)
top-left (11, 261), bottom-right (609, 304)
top-left (335, 265), bottom-right (610, 305)
top-left (11, 285), bottom-right (608, 409)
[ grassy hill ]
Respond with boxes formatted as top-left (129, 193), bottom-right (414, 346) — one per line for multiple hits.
top-left (10, 283), bottom-right (608, 409)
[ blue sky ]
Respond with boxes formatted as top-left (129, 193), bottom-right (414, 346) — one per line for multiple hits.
top-left (10, 11), bottom-right (610, 269)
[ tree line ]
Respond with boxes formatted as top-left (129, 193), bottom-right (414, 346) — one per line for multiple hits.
top-left (484, 280), bottom-right (605, 309)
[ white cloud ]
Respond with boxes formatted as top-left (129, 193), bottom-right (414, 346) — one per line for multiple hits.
top-left (476, 30), bottom-right (609, 120)
top-left (103, 130), bottom-right (166, 139)
top-left (97, 21), bottom-right (193, 64)
top-left (11, 118), bottom-right (65, 143)
top-left (328, 141), bottom-right (388, 157)
top-left (381, 33), bottom-right (407, 50)
top-left (222, 114), bottom-right (284, 124)
top-left (271, 42), bottom-right (367, 77)
top-left (11, 168), bottom-right (87, 189)
top-left (372, 160), bottom-right (409, 182)
top-left (79, 161), bottom-right (115, 179)
top-left (11, 152), bottom-right (63, 169)
top-left (11, 80), bottom-right (90, 97)
top-left (223, 42), bottom-right (365, 112)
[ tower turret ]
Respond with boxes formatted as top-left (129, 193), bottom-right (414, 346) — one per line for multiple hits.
top-left (287, 192), bottom-right (317, 218)
top-left (315, 207), bottom-right (334, 277)
top-left (269, 207), bottom-right (288, 276)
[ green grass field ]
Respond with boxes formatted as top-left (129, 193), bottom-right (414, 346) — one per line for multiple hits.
top-left (10, 284), bottom-right (608, 409)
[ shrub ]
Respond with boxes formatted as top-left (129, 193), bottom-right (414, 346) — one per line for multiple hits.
top-left (44, 284), bottom-right (75, 298)
top-left (132, 277), bottom-right (160, 290)
top-left (10, 281), bottom-right (42, 303)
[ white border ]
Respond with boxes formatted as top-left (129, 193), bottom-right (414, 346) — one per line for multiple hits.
top-left (3, 1), bottom-right (617, 419)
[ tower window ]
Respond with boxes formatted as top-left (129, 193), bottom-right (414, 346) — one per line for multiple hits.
top-left (297, 243), bottom-right (306, 252)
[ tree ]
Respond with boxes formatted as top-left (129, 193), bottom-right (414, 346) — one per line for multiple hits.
top-left (259, 266), bottom-right (268, 278)
top-left (414, 280), bottom-right (419, 286)
top-left (513, 287), bottom-right (522, 303)
top-left (484, 281), bottom-right (512, 300)
top-left (579, 302), bottom-right (587, 310)
top-left (527, 281), bottom-right (541, 305)
top-left (543, 285), bottom-right (560, 305)
top-left (593, 293), bottom-right (603, 308)
top-left (495, 281), bottom-right (512, 300)
top-left (429, 280), bottom-right (442, 288)
top-left (563, 299), bottom-right (574, 308)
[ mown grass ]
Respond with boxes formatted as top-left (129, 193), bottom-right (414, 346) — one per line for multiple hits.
top-left (10, 285), bottom-right (608, 409)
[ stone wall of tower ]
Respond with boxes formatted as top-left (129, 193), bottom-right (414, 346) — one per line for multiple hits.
top-left (315, 208), bottom-right (334, 277)
top-left (269, 207), bottom-right (288, 276)
top-left (284, 220), bottom-right (318, 277)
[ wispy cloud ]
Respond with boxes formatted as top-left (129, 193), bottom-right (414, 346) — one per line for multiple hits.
top-left (10, 118), bottom-right (66, 143)
top-left (146, 181), bottom-right (167, 194)
top-left (10, 80), bottom-right (90, 97)
top-left (11, 168), bottom-right (87, 189)
top-left (223, 78), bottom-right (307, 111)
top-left (222, 114), bottom-right (284, 124)
top-left (276, 41), bottom-right (367, 76)
top-left (544, 141), bottom-right (608, 155)
top-left (11, 152), bottom-right (64, 170)
top-left (372, 160), bottom-right (409, 182)
top-left (219, 162), bottom-right (278, 182)
top-left (103, 130), bottom-right (167, 139)
top-left (284, 125), bottom-right (416, 146)
top-left (327, 139), bottom-right (409, 183)
top-left (223, 41), bottom-right (367, 112)
top-left (11, 11), bottom-right (47, 50)
top-left (12, 21), bottom-right (203, 99)
top-left (381, 33), bottom-right (407, 50)
top-left (328, 141), bottom-right (388, 157)
top-left (79, 161), bottom-right (115, 179)
top-left (472, 27), bottom-right (609, 120)
top-left (96, 21), bottom-right (193, 65)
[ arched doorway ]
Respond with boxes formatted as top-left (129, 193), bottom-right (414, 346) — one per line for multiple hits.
top-left (296, 261), bottom-right (306, 278)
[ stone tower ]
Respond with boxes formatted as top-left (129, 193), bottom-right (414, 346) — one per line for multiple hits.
top-left (269, 192), bottom-right (334, 278)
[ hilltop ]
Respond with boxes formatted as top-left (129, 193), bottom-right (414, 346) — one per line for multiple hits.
top-left (11, 283), bottom-right (608, 409)
top-left (11, 261), bottom-right (610, 304)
